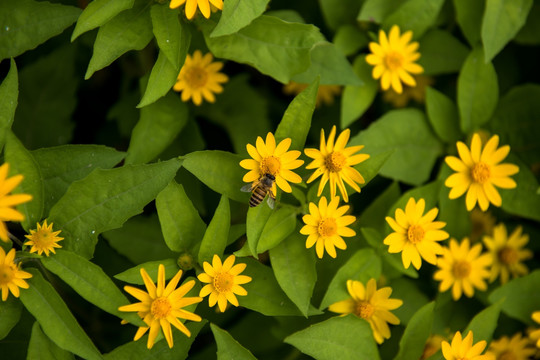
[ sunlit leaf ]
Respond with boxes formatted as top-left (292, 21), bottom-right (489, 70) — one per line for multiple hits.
top-left (464, 301), bottom-right (502, 343)
top-left (0, 295), bottom-right (22, 340)
top-left (425, 87), bottom-right (461, 144)
top-left (211, 323), bottom-right (257, 360)
top-left (454, 0), bottom-right (484, 46)
top-left (0, 59), bottom-right (17, 153)
top-left (114, 258), bottom-right (179, 285)
top-left (198, 195), bottom-right (230, 265)
top-left (211, 0), bottom-right (269, 37)
top-left (383, 0), bottom-right (445, 39)
top-left (393, 302), bottom-right (435, 360)
top-left (27, 322), bottom-right (75, 360)
top-left (71, 0), bottom-right (135, 40)
top-left (256, 206), bottom-right (297, 254)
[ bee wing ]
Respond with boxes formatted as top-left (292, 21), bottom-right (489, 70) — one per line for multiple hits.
top-left (241, 182), bottom-right (256, 193)
top-left (266, 195), bottom-right (275, 209)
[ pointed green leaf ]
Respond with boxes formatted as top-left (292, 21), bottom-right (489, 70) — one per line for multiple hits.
top-left (454, 0), bottom-right (484, 46)
top-left (418, 29), bottom-right (469, 75)
top-left (464, 301), bottom-right (502, 343)
top-left (357, 0), bottom-right (401, 23)
top-left (0, 295), bottom-right (22, 340)
top-left (0, 58), bottom-right (17, 152)
top-left (394, 302), bottom-right (435, 360)
top-left (48, 159), bottom-right (181, 259)
top-left (150, 4), bottom-right (184, 67)
top-left (27, 322), bottom-right (75, 360)
top-left (356, 150), bottom-right (394, 189)
top-left (114, 258), bottom-right (179, 285)
top-left (211, 0), bottom-right (269, 37)
top-left (501, 158), bottom-right (540, 219)
top-left (71, 0), bottom-right (135, 41)
top-left (515, 1), bottom-right (540, 45)
top-left (382, 0), bottom-right (445, 39)
top-left (256, 206), bottom-right (297, 253)
top-left (211, 324), bottom-right (257, 360)
top-left (390, 277), bottom-right (429, 325)
top-left (425, 87), bottom-right (462, 144)
top-left (333, 25), bottom-right (368, 57)
top-left (19, 269), bottom-right (102, 360)
top-left (246, 201), bottom-right (275, 257)
top-left (319, 0), bottom-right (362, 30)
top-left (198, 195), bottom-right (230, 265)
top-left (137, 52), bottom-right (180, 109)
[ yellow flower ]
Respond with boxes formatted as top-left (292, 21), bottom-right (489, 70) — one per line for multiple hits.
top-left (169, 0), bottom-right (223, 20)
top-left (198, 255), bottom-right (252, 312)
top-left (433, 238), bottom-right (492, 301)
top-left (0, 163), bottom-right (33, 242)
top-left (239, 132), bottom-right (303, 195)
top-left (421, 334), bottom-right (447, 360)
top-left (304, 126), bottom-right (369, 202)
top-left (530, 311), bottom-right (540, 348)
top-left (442, 331), bottom-right (494, 360)
top-left (366, 25), bottom-right (424, 94)
top-left (445, 133), bottom-right (519, 211)
top-left (24, 220), bottom-right (63, 256)
top-left (470, 209), bottom-right (496, 243)
top-left (118, 264), bottom-right (202, 349)
top-left (483, 224), bottom-right (532, 284)
top-left (328, 279), bottom-right (402, 344)
top-left (382, 74), bottom-right (433, 107)
top-left (486, 333), bottom-right (536, 360)
top-left (300, 196), bottom-right (356, 259)
top-left (173, 50), bottom-right (228, 106)
top-left (384, 197), bottom-right (449, 270)
top-left (0, 248), bottom-right (32, 301)
top-left (283, 82), bottom-right (342, 107)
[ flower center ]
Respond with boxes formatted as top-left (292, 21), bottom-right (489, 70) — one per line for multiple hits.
top-left (498, 247), bottom-right (518, 265)
top-left (325, 152), bottom-right (346, 172)
top-left (0, 264), bottom-right (15, 286)
top-left (471, 162), bottom-right (491, 184)
top-left (384, 51), bottom-right (404, 71)
top-left (407, 225), bottom-right (425, 244)
top-left (260, 156), bottom-right (281, 176)
top-left (150, 297), bottom-right (172, 319)
top-left (499, 351), bottom-right (517, 360)
top-left (354, 300), bottom-right (374, 319)
top-left (452, 261), bottom-right (471, 279)
top-left (213, 272), bottom-right (234, 294)
top-left (318, 218), bottom-right (338, 238)
top-left (184, 66), bottom-right (208, 89)
top-left (33, 231), bottom-right (54, 249)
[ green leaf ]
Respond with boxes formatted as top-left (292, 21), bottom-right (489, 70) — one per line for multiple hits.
top-left (319, 0), bottom-right (362, 30)
top-left (182, 150), bottom-right (247, 203)
top-left (285, 315), bottom-right (380, 360)
top-left (114, 258), bottom-right (179, 285)
top-left (515, 1), bottom-right (540, 45)
top-left (389, 277), bottom-right (429, 325)
top-left (0, 295), bottom-right (22, 340)
top-left (464, 301), bottom-right (502, 343)
top-left (425, 87), bottom-right (462, 143)
top-left (246, 202), bottom-right (275, 257)
top-left (357, 0), bottom-right (402, 23)
top-left (481, 0), bottom-right (533, 62)
top-left (48, 159), bottom-right (181, 259)
top-left (269, 230), bottom-right (317, 317)
top-left (349, 109), bottom-right (443, 185)
top-left (211, 0), bottom-right (269, 37)
top-left (341, 55), bottom-right (378, 128)
top-left (417, 29), bottom-right (469, 75)
top-left (457, 48), bottom-right (499, 133)
top-left (0, 58), bottom-right (17, 152)
top-left (0, 0), bottom-right (80, 60)
top-left (203, 15), bottom-right (324, 83)
top-left (198, 195), bottom-right (230, 265)
top-left (150, 4), bottom-right (184, 67)
top-left (211, 323), bottom-right (257, 360)
top-left (32, 145), bottom-right (125, 215)
top-left (19, 269), bottom-right (102, 360)
top-left (85, 0), bottom-right (153, 79)
top-left (382, 0), bottom-right (445, 39)
top-left (27, 322), bottom-right (75, 360)
top-left (4, 132), bottom-right (43, 231)
top-left (137, 52), bottom-right (181, 109)
top-left (438, 166), bottom-right (471, 239)
top-left (127, 93), bottom-right (188, 164)
top-left (388, 180), bottom-right (441, 216)
top-left (333, 25), bottom-right (368, 56)
top-left (156, 180), bottom-right (206, 252)
top-left (356, 150), bottom-right (394, 189)
top-left (256, 207), bottom-right (297, 253)
top-left (393, 302), bottom-right (435, 360)
top-left (71, 0), bottom-right (135, 41)
top-left (319, 248), bottom-right (382, 310)
top-left (454, 0), bottom-right (485, 46)
top-left (275, 78), bottom-right (318, 150)
top-left (489, 269), bottom-right (540, 324)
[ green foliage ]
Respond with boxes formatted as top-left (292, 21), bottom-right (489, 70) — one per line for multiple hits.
top-left (0, 59), bottom-right (17, 152)
top-left (464, 301), bottom-right (502, 343)
top-left (211, 0), bottom-right (269, 37)
top-left (425, 87), bottom-right (461, 144)
top-left (114, 258), bottom-right (179, 285)
top-left (198, 195), bottom-right (230, 264)
top-left (27, 322), bottom-right (75, 360)
top-left (393, 302), bottom-right (435, 360)
top-left (211, 323), bottom-right (257, 360)
top-left (418, 30), bottom-right (469, 75)
top-left (0, 296), bottom-right (22, 340)
top-left (71, 0), bottom-right (134, 41)
top-left (454, 0), bottom-right (484, 46)
top-left (382, 0), bottom-right (445, 39)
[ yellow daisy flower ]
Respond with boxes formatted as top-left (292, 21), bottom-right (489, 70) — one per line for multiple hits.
top-left (118, 264), bottom-right (202, 349)
top-left (483, 224), bottom-right (532, 284)
top-left (283, 82), bottom-right (342, 107)
top-left (530, 311), bottom-right (540, 348)
top-left (470, 209), bottom-right (496, 243)
top-left (384, 197), bottom-right (449, 270)
top-left (169, 0), bottom-right (223, 20)
top-left (24, 220), bottom-right (63, 256)
top-left (445, 133), bottom-right (519, 211)
top-left (442, 331), bottom-right (494, 360)
top-left (304, 126), bottom-right (369, 202)
top-left (328, 279), bottom-right (402, 344)
top-left (433, 238), bottom-right (492, 301)
top-left (382, 74), bottom-right (433, 108)
top-left (198, 254), bottom-right (252, 313)
top-left (0, 247), bottom-right (32, 301)
top-left (486, 333), bottom-right (536, 360)
top-left (421, 334), bottom-right (447, 360)
top-left (300, 196), bottom-right (356, 259)
top-left (0, 163), bottom-right (33, 242)
top-left (239, 132), bottom-right (304, 195)
top-left (173, 50), bottom-right (228, 106)
top-left (365, 25), bottom-right (424, 94)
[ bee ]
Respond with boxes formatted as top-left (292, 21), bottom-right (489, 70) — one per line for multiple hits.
top-left (241, 173), bottom-right (276, 209)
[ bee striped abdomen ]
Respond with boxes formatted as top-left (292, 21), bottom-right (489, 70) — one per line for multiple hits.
top-left (249, 186), bottom-right (267, 207)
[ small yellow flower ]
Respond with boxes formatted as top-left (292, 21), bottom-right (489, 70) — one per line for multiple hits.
top-left (0, 163), bottom-right (33, 242)
top-left (240, 132), bottom-right (303, 195)
top-left (198, 255), bottom-right (252, 313)
top-left (304, 126), bottom-right (369, 202)
top-left (118, 264), bottom-right (202, 349)
top-left (283, 82), bottom-right (342, 107)
top-left (384, 197), bottom-right (449, 270)
top-left (421, 334), bottom-right (447, 360)
top-left (442, 331), bottom-right (494, 360)
top-left (0, 248), bottom-right (32, 301)
top-left (173, 50), bottom-right (228, 106)
top-left (366, 25), bottom-right (424, 94)
top-left (470, 209), bottom-right (496, 243)
top-left (529, 311), bottom-right (540, 348)
top-left (300, 196), bottom-right (356, 259)
top-left (486, 333), bottom-right (536, 360)
top-left (328, 279), bottom-right (402, 344)
top-left (445, 133), bottom-right (519, 211)
top-left (382, 74), bottom-right (433, 107)
top-left (169, 0), bottom-right (223, 20)
top-left (483, 224), bottom-right (532, 284)
top-left (433, 238), bottom-right (492, 300)
top-left (24, 220), bottom-right (63, 256)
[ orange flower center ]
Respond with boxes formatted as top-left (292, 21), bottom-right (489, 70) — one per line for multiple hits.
top-left (260, 156), bottom-right (281, 176)
top-left (151, 297), bottom-right (172, 319)
top-left (499, 351), bottom-right (517, 360)
top-left (452, 261), bottom-right (471, 279)
top-left (213, 272), bottom-right (234, 294)
top-left (184, 66), bottom-right (208, 89)
top-left (471, 162), bottom-right (491, 184)
top-left (0, 264), bottom-right (15, 286)
top-left (318, 218), bottom-right (338, 238)
top-left (354, 300), bottom-right (374, 319)
top-left (498, 247), bottom-right (518, 265)
top-left (407, 225), bottom-right (425, 244)
top-left (384, 51), bottom-right (404, 71)
top-left (325, 151), bottom-right (346, 172)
